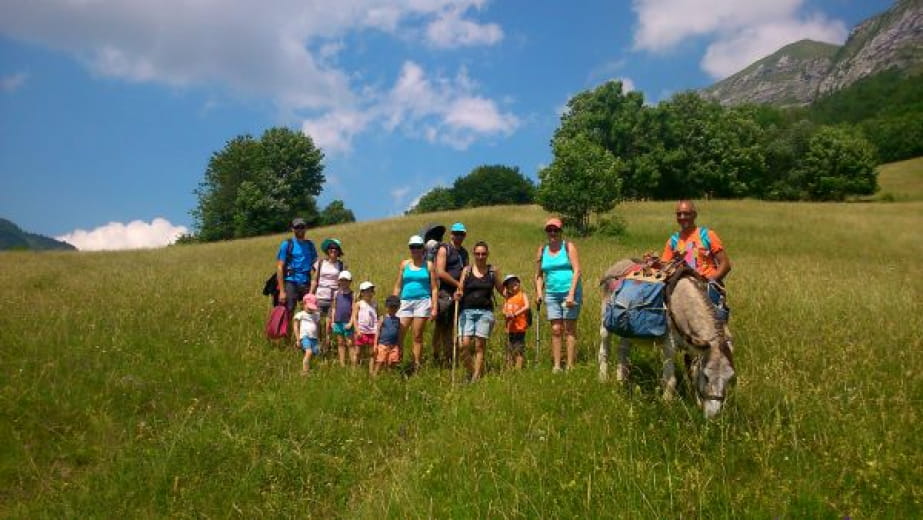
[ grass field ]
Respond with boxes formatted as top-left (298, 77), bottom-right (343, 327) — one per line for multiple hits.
top-left (1, 161), bottom-right (922, 518)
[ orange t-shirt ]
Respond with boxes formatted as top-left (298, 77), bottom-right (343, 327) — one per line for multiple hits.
top-left (503, 292), bottom-right (528, 333)
top-left (661, 227), bottom-right (724, 280)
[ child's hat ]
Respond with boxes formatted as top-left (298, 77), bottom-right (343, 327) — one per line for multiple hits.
top-left (385, 295), bottom-right (401, 307)
top-left (502, 274), bottom-right (520, 286)
top-left (359, 281), bottom-right (375, 291)
top-left (302, 293), bottom-right (318, 310)
top-left (338, 270), bottom-right (352, 281)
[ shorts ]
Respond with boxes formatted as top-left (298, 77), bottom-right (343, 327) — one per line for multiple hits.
top-left (459, 308), bottom-right (494, 339)
top-left (507, 332), bottom-right (526, 355)
top-left (544, 292), bottom-right (582, 321)
top-left (284, 282), bottom-right (309, 315)
top-left (355, 333), bottom-right (376, 347)
top-left (435, 290), bottom-right (455, 325)
top-left (397, 298), bottom-right (432, 319)
top-left (332, 322), bottom-right (354, 337)
top-left (707, 281), bottom-right (730, 323)
top-left (317, 300), bottom-right (332, 316)
top-left (300, 337), bottom-right (320, 355)
top-left (375, 344), bottom-right (401, 365)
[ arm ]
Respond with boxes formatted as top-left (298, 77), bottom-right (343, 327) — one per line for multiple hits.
top-left (519, 293), bottom-right (530, 316)
top-left (309, 259), bottom-right (320, 294)
top-left (455, 266), bottom-right (469, 301)
top-left (393, 260), bottom-right (406, 297)
top-left (292, 316), bottom-right (301, 347)
top-left (566, 242), bottom-right (581, 304)
top-left (534, 245), bottom-right (545, 304)
top-left (434, 246), bottom-right (458, 289)
top-left (429, 260), bottom-right (439, 318)
top-left (713, 249), bottom-right (731, 282)
top-left (492, 267), bottom-right (504, 295)
top-left (348, 299), bottom-right (359, 330)
top-left (276, 259), bottom-right (287, 301)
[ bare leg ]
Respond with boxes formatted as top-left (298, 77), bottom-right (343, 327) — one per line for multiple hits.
top-left (302, 349), bottom-right (313, 375)
top-left (550, 319), bottom-right (563, 371)
top-left (411, 317), bottom-right (427, 368)
top-left (461, 335), bottom-right (473, 377)
top-left (472, 337), bottom-right (486, 380)
top-left (564, 319), bottom-right (577, 369)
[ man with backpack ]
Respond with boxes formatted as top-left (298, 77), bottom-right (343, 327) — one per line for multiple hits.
top-left (660, 200), bottom-right (732, 323)
top-left (276, 217), bottom-right (319, 317)
top-left (433, 222), bottom-right (469, 367)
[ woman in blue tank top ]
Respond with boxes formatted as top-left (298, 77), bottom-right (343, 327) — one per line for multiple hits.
top-left (534, 217), bottom-right (582, 373)
top-left (392, 235), bottom-right (438, 369)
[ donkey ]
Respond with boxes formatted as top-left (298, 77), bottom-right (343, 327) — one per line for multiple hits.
top-left (598, 258), bottom-right (736, 418)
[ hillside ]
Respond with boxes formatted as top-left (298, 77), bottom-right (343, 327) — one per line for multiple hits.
top-left (0, 218), bottom-right (75, 251)
top-left (702, 0), bottom-right (923, 106)
top-left (1, 177), bottom-right (921, 517)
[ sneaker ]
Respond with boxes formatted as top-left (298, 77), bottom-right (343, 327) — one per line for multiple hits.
top-left (552, 366), bottom-right (563, 374)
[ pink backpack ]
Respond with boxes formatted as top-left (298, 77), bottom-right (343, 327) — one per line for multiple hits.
top-left (265, 305), bottom-right (290, 339)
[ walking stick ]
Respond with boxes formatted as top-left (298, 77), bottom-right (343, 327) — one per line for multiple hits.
top-left (534, 300), bottom-right (541, 365)
top-left (452, 299), bottom-right (460, 386)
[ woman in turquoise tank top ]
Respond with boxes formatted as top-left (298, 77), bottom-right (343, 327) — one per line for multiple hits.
top-left (392, 234), bottom-right (438, 370)
top-left (534, 217), bottom-right (582, 373)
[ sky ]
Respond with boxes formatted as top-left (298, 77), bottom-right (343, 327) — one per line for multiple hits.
top-left (0, 0), bottom-right (893, 250)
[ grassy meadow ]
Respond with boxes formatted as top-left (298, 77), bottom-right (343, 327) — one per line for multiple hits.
top-left (2, 161), bottom-right (922, 518)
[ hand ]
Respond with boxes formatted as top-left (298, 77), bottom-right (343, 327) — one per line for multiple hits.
top-left (279, 291), bottom-right (287, 302)
top-left (564, 296), bottom-right (576, 308)
top-left (454, 290), bottom-right (463, 301)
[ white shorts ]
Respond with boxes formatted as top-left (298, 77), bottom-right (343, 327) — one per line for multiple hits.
top-left (397, 298), bottom-right (432, 318)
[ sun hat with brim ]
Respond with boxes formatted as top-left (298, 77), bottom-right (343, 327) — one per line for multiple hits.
top-left (502, 274), bottom-right (521, 286)
top-left (338, 270), bottom-right (352, 281)
top-left (359, 281), bottom-right (375, 292)
top-left (544, 217), bottom-right (563, 231)
top-left (320, 238), bottom-right (343, 254)
top-left (408, 235), bottom-right (425, 246)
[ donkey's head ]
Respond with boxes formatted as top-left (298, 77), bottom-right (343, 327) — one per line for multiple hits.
top-left (696, 342), bottom-right (735, 419)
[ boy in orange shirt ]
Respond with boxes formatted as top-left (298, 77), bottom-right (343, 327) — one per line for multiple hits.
top-left (502, 274), bottom-right (530, 370)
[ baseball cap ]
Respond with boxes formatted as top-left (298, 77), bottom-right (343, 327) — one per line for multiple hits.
top-left (408, 235), bottom-right (425, 246)
top-left (291, 217), bottom-right (307, 228)
top-left (502, 274), bottom-right (520, 286)
top-left (544, 217), bottom-right (563, 231)
top-left (450, 222), bottom-right (467, 233)
top-left (302, 293), bottom-right (318, 310)
top-left (359, 281), bottom-right (375, 291)
top-left (338, 270), bottom-right (353, 281)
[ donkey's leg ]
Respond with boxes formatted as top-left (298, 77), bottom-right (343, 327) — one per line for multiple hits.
top-left (615, 337), bottom-right (631, 382)
top-left (598, 324), bottom-right (610, 381)
top-left (660, 333), bottom-right (678, 401)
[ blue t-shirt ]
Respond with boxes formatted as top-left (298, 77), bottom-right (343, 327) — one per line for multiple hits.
top-left (277, 238), bottom-right (317, 285)
top-left (379, 315), bottom-right (400, 346)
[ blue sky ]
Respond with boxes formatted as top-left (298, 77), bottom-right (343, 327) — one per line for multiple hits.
top-left (0, 0), bottom-right (892, 249)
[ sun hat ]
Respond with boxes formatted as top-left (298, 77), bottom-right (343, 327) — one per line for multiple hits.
top-left (502, 274), bottom-right (521, 286)
top-left (408, 235), bottom-right (425, 246)
top-left (291, 217), bottom-right (307, 228)
top-left (302, 293), bottom-right (318, 310)
top-left (320, 238), bottom-right (342, 254)
top-left (338, 270), bottom-right (353, 281)
top-left (450, 222), bottom-right (467, 233)
top-left (385, 295), bottom-right (401, 307)
top-left (544, 217), bottom-right (563, 231)
top-left (359, 281), bottom-right (375, 292)
top-left (425, 239), bottom-right (439, 251)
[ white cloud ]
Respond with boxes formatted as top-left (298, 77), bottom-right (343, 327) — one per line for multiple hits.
top-left (617, 77), bottom-right (636, 93)
top-left (0, 72), bottom-right (28, 92)
top-left (631, 0), bottom-right (847, 79)
top-left (56, 218), bottom-right (188, 251)
top-left (426, 6), bottom-right (503, 48)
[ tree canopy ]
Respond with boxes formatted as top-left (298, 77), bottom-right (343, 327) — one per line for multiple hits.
top-left (192, 127), bottom-right (325, 241)
top-left (407, 164), bottom-right (534, 214)
top-left (319, 200), bottom-right (356, 226)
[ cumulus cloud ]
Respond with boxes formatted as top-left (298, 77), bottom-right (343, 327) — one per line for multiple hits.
top-left (0, 0), bottom-right (505, 112)
top-left (56, 218), bottom-right (188, 251)
top-left (305, 60), bottom-right (518, 154)
top-left (631, 0), bottom-right (847, 79)
top-left (0, 72), bottom-right (28, 92)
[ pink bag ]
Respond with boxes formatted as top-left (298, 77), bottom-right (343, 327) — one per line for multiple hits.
top-left (265, 305), bottom-right (290, 339)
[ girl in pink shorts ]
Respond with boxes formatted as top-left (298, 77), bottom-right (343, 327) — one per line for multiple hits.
top-left (351, 281), bottom-right (378, 372)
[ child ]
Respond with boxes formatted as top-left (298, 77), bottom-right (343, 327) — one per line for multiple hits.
top-left (293, 293), bottom-right (321, 376)
top-left (329, 270), bottom-right (354, 367)
top-left (373, 295), bottom-right (402, 376)
top-left (351, 281), bottom-right (378, 371)
top-left (502, 274), bottom-right (530, 370)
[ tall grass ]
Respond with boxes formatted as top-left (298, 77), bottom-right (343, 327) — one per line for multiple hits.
top-left (1, 194), bottom-right (921, 518)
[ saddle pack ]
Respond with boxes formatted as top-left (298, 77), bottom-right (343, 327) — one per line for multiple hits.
top-left (603, 268), bottom-right (669, 338)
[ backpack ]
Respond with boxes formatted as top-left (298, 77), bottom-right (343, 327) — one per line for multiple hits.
top-left (669, 227), bottom-right (711, 255)
top-left (262, 239), bottom-right (295, 297)
top-left (603, 279), bottom-right (668, 338)
top-left (265, 305), bottom-right (290, 339)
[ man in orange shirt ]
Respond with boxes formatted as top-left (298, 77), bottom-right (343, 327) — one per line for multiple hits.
top-left (661, 200), bottom-right (732, 323)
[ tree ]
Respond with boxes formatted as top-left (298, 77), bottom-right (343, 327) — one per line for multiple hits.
top-left (406, 187), bottom-right (457, 214)
top-left (192, 127), bottom-right (325, 241)
top-left (536, 133), bottom-right (624, 235)
top-left (319, 200), bottom-right (356, 226)
top-left (793, 126), bottom-right (878, 201)
top-left (452, 165), bottom-right (534, 208)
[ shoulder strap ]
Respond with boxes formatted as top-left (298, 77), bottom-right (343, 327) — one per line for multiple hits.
top-left (669, 232), bottom-right (679, 252)
top-left (699, 227), bottom-right (711, 252)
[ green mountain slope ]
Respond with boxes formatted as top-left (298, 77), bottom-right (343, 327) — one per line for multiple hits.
top-left (0, 218), bottom-right (76, 251)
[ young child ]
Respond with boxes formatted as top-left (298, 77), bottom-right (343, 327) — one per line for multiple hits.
top-left (351, 281), bottom-right (378, 371)
top-left (293, 293), bottom-right (321, 376)
top-left (329, 270), bottom-right (354, 367)
top-left (502, 274), bottom-right (530, 370)
top-left (373, 295), bottom-right (402, 376)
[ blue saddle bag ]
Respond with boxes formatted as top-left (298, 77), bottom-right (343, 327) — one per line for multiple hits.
top-left (604, 279), bottom-right (668, 338)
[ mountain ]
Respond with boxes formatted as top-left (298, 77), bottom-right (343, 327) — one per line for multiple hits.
top-left (0, 218), bottom-right (76, 251)
top-left (702, 0), bottom-right (923, 106)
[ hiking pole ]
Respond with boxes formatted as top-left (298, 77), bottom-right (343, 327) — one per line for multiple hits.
top-left (534, 299), bottom-right (541, 366)
top-left (452, 299), bottom-right (460, 387)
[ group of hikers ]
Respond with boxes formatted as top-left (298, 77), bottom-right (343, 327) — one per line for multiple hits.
top-left (270, 200), bottom-right (731, 379)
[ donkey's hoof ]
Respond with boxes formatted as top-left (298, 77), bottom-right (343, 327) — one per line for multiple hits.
top-left (616, 365), bottom-right (629, 383)
top-left (598, 364), bottom-right (609, 382)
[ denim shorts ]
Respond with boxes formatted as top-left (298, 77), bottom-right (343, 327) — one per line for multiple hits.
top-left (544, 292), bottom-right (581, 321)
top-left (300, 336), bottom-right (320, 355)
top-left (397, 298), bottom-right (432, 318)
top-left (459, 308), bottom-right (495, 339)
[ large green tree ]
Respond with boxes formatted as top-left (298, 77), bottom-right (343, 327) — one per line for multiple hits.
top-left (407, 187), bottom-right (456, 214)
top-left (792, 126), bottom-right (878, 201)
top-left (536, 133), bottom-right (624, 234)
top-left (192, 127), bottom-right (325, 241)
top-left (319, 199), bottom-right (356, 226)
top-left (452, 165), bottom-right (534, 208)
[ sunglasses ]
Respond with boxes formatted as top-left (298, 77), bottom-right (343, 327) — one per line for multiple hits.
top-left (409, 245), bottom-right (424, 250)
top-left (473, 252), bottom-right (488, 257)
top-left (293, 224), bottom-right (306, 230)
top-left (675, 212), bottom-right (694, 217)
top-left (545, 227), bottom-right (561, 233)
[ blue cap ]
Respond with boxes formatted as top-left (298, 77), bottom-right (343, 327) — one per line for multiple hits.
top-left (450, 222), bottom-right (467, 233)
